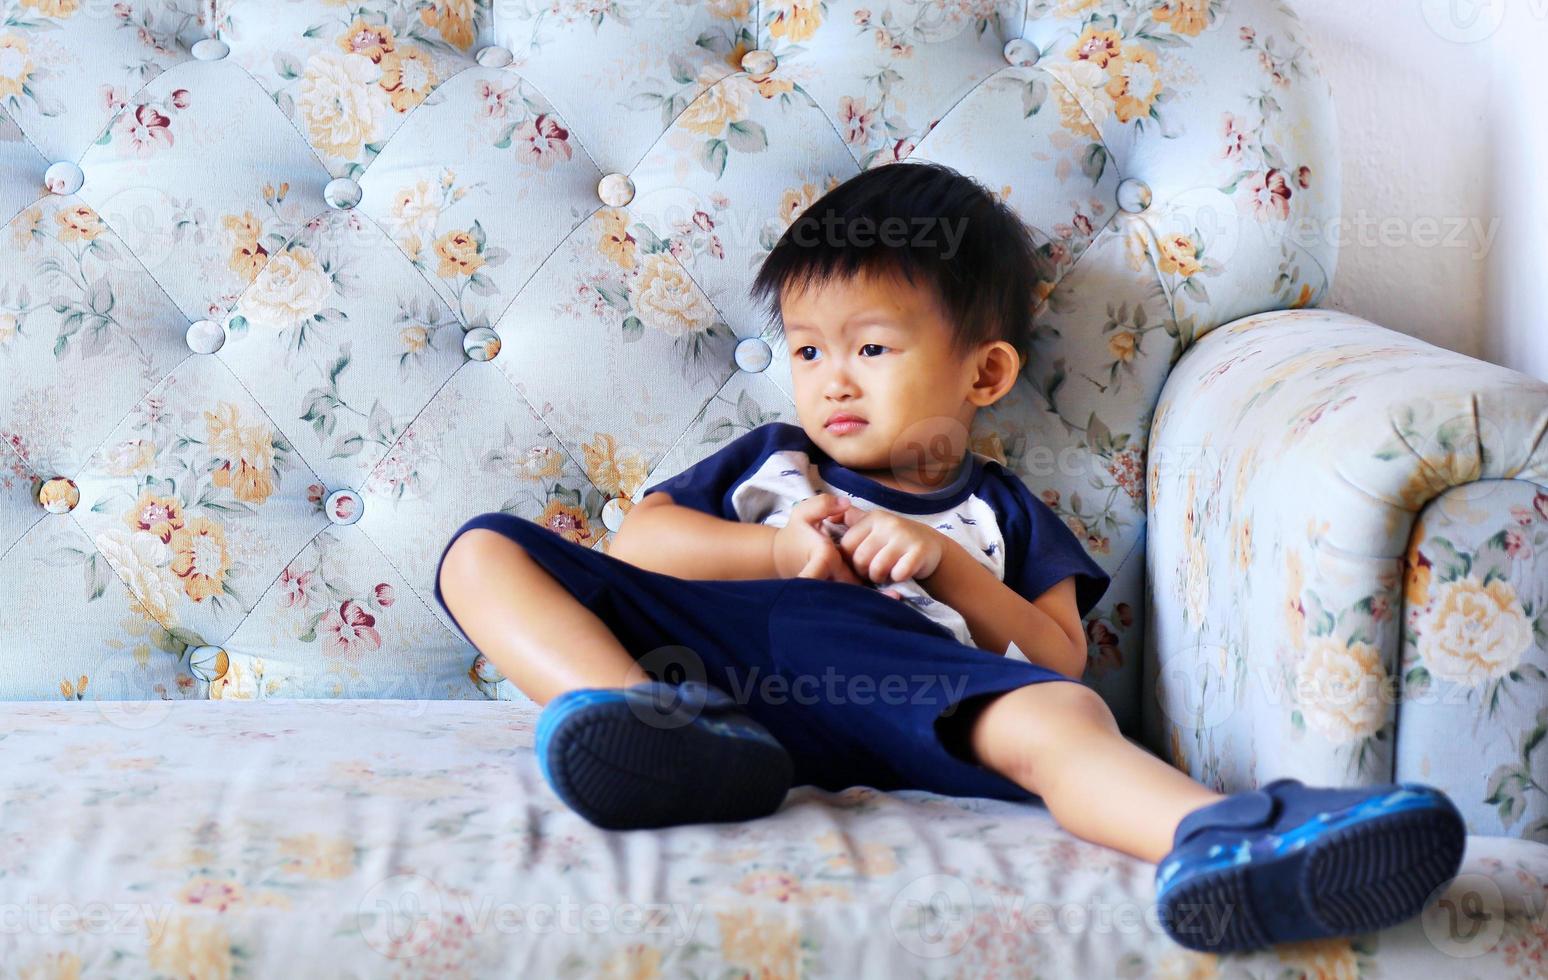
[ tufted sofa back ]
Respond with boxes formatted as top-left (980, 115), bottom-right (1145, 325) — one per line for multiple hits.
top-left (0, 0), bottom-right (1337, 722)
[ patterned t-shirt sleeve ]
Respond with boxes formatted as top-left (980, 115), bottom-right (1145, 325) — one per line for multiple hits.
top-left (640, 424), bottom-right (784, 522)
top-left (1000, 472), bottom-right (1112, 619)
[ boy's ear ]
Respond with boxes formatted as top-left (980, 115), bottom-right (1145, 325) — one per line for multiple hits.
top-left (973, 340), bottom-right (1022, 408)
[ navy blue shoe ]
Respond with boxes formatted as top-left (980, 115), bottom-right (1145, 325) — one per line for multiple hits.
top-left (534, 679), bottom-right (794, 830)
top-left (1155, 777), bottom-right (1466, 953)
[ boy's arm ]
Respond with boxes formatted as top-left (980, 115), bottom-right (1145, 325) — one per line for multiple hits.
top-left (607, 491), bottom-right (781, 580)
top-left (918, 534), bottom-right (1086, 680)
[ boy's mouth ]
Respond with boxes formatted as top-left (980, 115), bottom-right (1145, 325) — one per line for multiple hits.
top-left (825, 414), bottom-right (867, 435)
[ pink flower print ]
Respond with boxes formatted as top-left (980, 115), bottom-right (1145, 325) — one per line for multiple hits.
top-left (1221, 112), bottom-right (1250, 163)
top-left (1296, 165), bottom-right (1311, 188)
top-left (322, 600), bottom-right (382, 662)
top-left (117, 104), bottom-right (174, 157)
top-left (1536, 490), bottom-right (1548, 520)
top-left (374, 583), bottom-right (394, 607)
top-left (101, 85), bottom-right (127, 113)
top-left (478, 80), bottom-right (509, 118)
top-left (1369, 593), bottom-right (1391, 623)
top-left (1240, 26), bottom-right (1255, 44)
top-left (1258, 50), bottom-right (1290, 87)
top-left (1240, 168), bottom-right (1292, 221)
top-left (515, 113), bottom-right (572, 169)
top-left (279, 566), bottom-right (319, 609)
top-left (1504, 529), bottom-right (1531, 560)
top-left (170, 88), bottom-right (190, 110)
top-left (181, 878), bottom-right (243, 912)
top-left (837, 96), bottom-right (877, 146)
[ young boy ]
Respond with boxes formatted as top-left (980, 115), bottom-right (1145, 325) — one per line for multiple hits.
top-left (433, 161), bottom-right (1465, 954)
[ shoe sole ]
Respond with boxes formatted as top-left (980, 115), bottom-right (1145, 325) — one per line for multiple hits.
top-left (544, 699), bottom-right (793, 830)
top-left (1302, 802), bottom-right (1467, 934)
top-left (1159, 790), bottom-right (1466, 953)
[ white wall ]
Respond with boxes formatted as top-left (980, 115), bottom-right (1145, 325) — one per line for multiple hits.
top-left (1482, 2), bottom-right (1548, 381)
top-left (1293, 0), bottom-right (1545, 381)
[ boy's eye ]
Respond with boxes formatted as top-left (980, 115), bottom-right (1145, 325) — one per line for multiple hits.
top-left (795, 344), bottom-right (888, 361)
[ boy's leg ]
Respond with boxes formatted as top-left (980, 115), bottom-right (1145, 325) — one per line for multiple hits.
top-left (437, 528), bottom-right (650, 704)
top-left (953, 680), bottom-right (1224, 864)
top-left (434, 515), bottom-right (797, 829)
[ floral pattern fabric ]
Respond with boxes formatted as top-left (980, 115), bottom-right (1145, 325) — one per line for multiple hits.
top-left (1, 697), bottom-right (1545, 978)
top-left (0, 0), bottom-right (1346, 731)
top-left (1143, 308), bottom-right (1548, 841)
top-left (0, 1), bottom-right (1546, 970)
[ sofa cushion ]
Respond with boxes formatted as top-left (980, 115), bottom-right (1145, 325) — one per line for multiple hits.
top-left (1, 696), bottom-right (1541, 974)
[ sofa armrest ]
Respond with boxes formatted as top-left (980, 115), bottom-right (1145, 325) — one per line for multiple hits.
top-left (1140, 308), bottom-right (1548, 837)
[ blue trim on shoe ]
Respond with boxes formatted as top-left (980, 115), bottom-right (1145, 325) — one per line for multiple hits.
top-left (534, 680), bottom-right (793, 830)
top-left (1154, 778), bottom-right (1466, 953)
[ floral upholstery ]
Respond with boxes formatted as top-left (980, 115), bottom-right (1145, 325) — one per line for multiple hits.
top-left (0, 0), bottom-right (1343, 721)
top-left (1143, 309), bottom-right (1548, 845)
top-left (1, 0), bottom-right (1546, 972)
top-left (1, 697), bottom-right (1544, 977)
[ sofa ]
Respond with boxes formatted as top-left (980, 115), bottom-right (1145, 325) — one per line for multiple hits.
top-left (1, 0), bottom-right (1545, 975)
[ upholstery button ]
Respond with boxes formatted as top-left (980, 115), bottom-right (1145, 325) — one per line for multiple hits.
top-left (44, 161), bottom-right (83, 195)
top-left (187, 645), bottom-right (229, 683)
top-left (597, 173), bottom-right (635, 208)
top-left (601, 497), bottom-right (626, 533)
top-left (1003, 38), bottom-right (1039, 67)
top-left (734, 336), bottom-right (771, 373)
top-left (470, 652), bottom-right (502, 684)
top-left (37, 477), bottom-right (79, 514)
top-left (1116, 177), bottom-right (1152, 213)
top-left (324, 177), bottom-right (362, 210)
top-left (191, 38), bottom-right (229, 61)
top-left (186, 319), bottom-right (226, 354)
top-left (476, 45), bottom-right (513, 68)
top-left (463, 326), bottom-right (501, 361)
top-left (325, 488), bottom-right (363, 525)
top-left (741, 49), bottom-right (776, 78)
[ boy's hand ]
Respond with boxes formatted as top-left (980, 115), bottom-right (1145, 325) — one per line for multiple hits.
top-left (833, 507), bottom-right (946, 585)
top-left (773, 493), bottom-right (866, 584)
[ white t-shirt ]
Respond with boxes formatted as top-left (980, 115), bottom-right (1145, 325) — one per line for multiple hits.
top-left (641, 422), bottom-right (1109, 652)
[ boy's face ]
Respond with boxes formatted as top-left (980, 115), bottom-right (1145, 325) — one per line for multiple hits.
top-left (780, 270), bottom-right (1016, 492)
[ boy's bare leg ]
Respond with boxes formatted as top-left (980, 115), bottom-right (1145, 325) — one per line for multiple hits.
top-left (961, 680), bottom-right (1225, 864)
top-left (437, 528), bottom-right (651, 705)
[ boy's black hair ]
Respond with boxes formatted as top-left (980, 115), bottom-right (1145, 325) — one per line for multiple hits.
top-left (749, 160), bottom-right (1044, 369)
